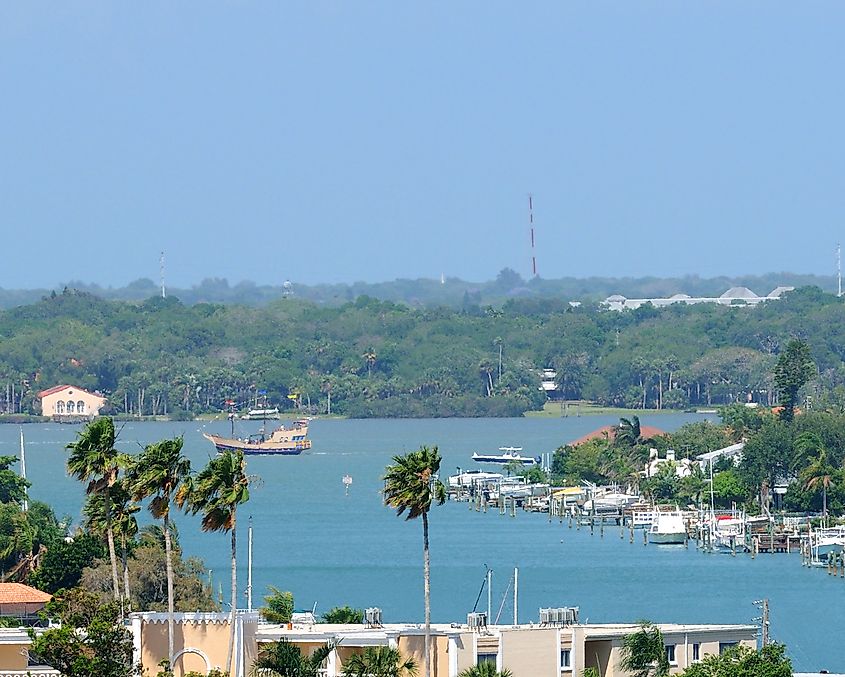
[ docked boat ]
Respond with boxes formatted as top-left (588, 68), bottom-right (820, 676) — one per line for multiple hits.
top-left (448, 470), bottom-right (505, 489)
top-left (203, 420), bottom-right (312, 456)
top-left (471, 447), bottom-right (538, 465)
top-left (648, 510), bottom-right (687, 544)
top-left (582, 492), bottom-right (640, 515)
top-left (709, 514), bottom-right (746, 552)
top-left (812, 526), bottom-right (845, 559)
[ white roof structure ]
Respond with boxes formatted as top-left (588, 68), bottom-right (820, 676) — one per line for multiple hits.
top-left (602, 287), bottom-right (793, 311)
top-left (697, 442), bottom-right (744, 467)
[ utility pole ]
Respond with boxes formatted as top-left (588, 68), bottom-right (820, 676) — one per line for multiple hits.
top-left (753, 599), bottom-right (769, 647)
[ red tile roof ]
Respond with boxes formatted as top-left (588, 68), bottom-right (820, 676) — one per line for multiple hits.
top-left (37, 384), bottom-right (105, 400)
top-left (37, 384), bottom-right (73, 398)
top-left (0, 583), bottom-right (52, 605)
top-left (569, 424), bottom-right (666, 446)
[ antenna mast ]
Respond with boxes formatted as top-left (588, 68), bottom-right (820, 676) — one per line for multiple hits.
top-left (528, 195), bottom-right (537, 278)
top-left (160, 251), bottom-right (166, 299)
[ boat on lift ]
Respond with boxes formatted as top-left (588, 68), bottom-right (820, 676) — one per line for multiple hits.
top-left (471, 447), bottom-right (538, 466)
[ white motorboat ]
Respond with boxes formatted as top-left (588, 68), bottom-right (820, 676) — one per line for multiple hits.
top-left (582, 492), bottom-right (640, 515)
top-left (648, 510), bottom-right (687, 544)
top-left (448, 470), bottom-right (505, 489)
top-left (812, 526), bottom-right (845, 559)
top-left (710, 515), bottom-right (746, 551)
top-left (471, 447), bottom-right (538, 465)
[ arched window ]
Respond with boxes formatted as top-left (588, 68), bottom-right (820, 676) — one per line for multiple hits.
top-left (66, 401), bottom-right (75, 413)
top-left (77, 401), bottom-right (85, 414)
top-left (56, 401), bottom-right (65, 414)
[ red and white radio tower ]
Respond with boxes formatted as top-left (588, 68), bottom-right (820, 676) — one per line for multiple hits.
top-left (528, 194), bottom-right (538, 277)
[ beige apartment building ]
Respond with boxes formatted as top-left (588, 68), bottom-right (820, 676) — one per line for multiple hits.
top-left (129, 611), bottom-right (758, 677)
top-left (37, 384), bottom-right (106, 419)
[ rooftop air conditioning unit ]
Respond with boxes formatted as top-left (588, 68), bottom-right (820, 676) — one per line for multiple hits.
top-left (365, 607), bottom-right (382, 627)
top-left (467, 612), bottom-right (487, 630)
top-left (539, 607), bottom-right (580, 626)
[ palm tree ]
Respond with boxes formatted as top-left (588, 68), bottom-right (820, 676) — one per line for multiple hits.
top-left (619, 621), bottom-right (669, 677)
top-left (458, 663), bottom-right (513, 677)
top-left (614, 416), bottom-right (643, 447)
top-left (178, 448), bottom-right (251, 676)
top-left (83, 478), bottom-right (139, 609)
top-left (802, 452), bottom-right (837, 525)
top-left (128, 437), bottom-right (191, 667)
top-left (493, 337), bottom-right (503, 382)
top-left (66, 417), bottom-right (124, 605)
top-left (363, 349), bottom-right (377, 379)
top-left (342, 646), bottom-right (417, 677)
top-left (382, 446), bottom-right (446, 677)
top-left (251, 637), bottom-right (334, 677)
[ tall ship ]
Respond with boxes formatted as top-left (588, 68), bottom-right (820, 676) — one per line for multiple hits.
top-left (203, 419), bottom-right (312, 456)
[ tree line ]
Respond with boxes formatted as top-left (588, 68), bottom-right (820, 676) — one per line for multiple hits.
top-left (0, 285), bottom-right (844, 418)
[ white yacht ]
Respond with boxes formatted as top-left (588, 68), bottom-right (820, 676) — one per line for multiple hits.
top-left (648, 510), bottom-right (687, 544)
top-left (471, 447), bottom-right (538, 466)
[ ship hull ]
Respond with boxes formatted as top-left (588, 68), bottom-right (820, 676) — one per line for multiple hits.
top-left (203, 433), bottom-right (311, 456)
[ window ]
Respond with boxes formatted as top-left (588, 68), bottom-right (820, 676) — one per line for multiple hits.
top-left (56, 401), bottom-right (65, 414)
top-left (560, 648), bottom-right (572, 669)
top-left (66, 400), bottom-right (75, 413)
top-left (692, 644), bottom-right (700, 662)
top-left (665, 645), bottom-right (676, 665)
top-left (719, 642), bottom-right (738, 655)
top-left (77, 400), bottom-right (85, 413)
top-left (477, 654), bottom-right (497, 666)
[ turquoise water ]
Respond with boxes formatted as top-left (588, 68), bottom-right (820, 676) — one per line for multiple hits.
top-left (1, 415), bottom-right (840, 671)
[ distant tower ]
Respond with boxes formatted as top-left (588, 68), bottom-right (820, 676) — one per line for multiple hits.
top-left (160, 251), bottom-right (166, 299)
top-left (838, 244), bottom-right (842, 298)
top-left (283, 280), bottom-right (293, 297)
top-left (440, 272), bottom-right (445, 285)
top-left (528, 194), bottom-right (538, 278)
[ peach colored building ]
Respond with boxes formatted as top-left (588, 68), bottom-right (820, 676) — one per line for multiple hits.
top-left (37, 384), bottom-right (106, 419)
top-left (131, 611), bottom-right (757, 677)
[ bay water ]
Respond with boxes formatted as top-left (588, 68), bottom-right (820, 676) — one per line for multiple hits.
top-left (1, 415), bottom-right (840, 671)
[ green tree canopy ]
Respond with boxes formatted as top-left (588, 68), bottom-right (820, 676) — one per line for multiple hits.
top-left (774, 339), bottom-right (815, 422)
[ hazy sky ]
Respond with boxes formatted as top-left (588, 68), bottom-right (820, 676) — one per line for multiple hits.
top-left (2, 2), bottom-right (844, 288)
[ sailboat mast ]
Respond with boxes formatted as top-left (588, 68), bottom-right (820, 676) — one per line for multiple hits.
top-left (247, 517), bottom-right (253, 612)
top-left (19, 427), bottom-right (27, 511)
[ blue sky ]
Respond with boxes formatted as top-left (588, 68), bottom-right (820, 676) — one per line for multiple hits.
top-left (2, 2), bottom-right (843, 288)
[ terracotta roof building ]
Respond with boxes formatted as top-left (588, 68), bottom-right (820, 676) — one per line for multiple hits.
top-left (37, 384), bottom-right (106, 418)
top-left (569, 424), bottom-right (666, 446)
top-left (0, 583), bottom-right (52, 625)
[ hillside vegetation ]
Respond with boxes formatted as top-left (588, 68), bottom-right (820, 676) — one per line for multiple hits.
top-left (0, 286), bottom-right (843, 418)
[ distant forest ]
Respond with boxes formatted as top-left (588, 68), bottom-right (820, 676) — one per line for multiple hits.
top-left (0, 284), bottom-right (844, 418)
top-left (0, 269), bottom-right (836, 310)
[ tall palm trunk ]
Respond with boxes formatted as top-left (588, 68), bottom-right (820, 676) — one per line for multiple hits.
top-left (226, 514), bottom-right (237, 677)
top-left (120, 533), bottom-right (131, 613)
top-left (422, 511), bottom-right (431, 677)
top-left (164, 512), bottom-right (175, 666)
top-left (104, 491), bottom-right (121, 605)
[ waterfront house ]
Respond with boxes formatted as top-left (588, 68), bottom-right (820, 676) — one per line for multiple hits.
top-left (129, 611), bottom-right (757, 677)
top-left (645, 448), bottom-right (694, 479)
top-left (37, 384), bottom-right (106, 419)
